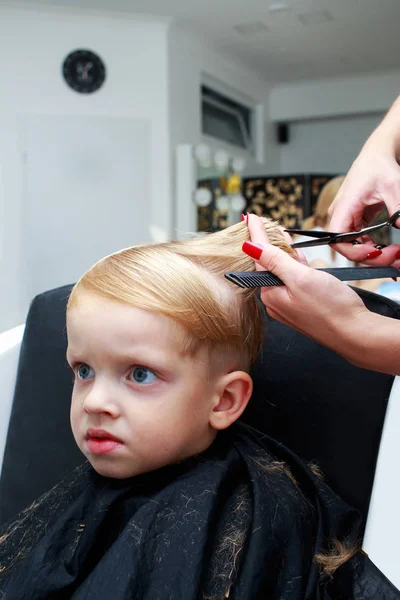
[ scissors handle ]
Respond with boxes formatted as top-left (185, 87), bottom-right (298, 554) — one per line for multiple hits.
top-left (388, 209), bottom-right (400, 228)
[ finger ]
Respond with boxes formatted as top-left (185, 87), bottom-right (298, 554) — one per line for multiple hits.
top-left (330, 181), bottom-right (400, 231)
top-left (327, 230), bottom-right (377, 261)
top-left (246, 214), bottom-right (310, 282)
top-left (331, 242), bottom-right (400, 265)
top-left (280, 226), bottom-right (293, 244)
top-left (369, 245), bottom-right (400, 266)
top-left (295, 248), bottom-right (309, 266)
top-left (279, 226), bottom-right (308, 265)
top-left (247, 213), bottom-right (270, 246)
top-left (376, 179), bottom-right (400, 228)
top-left (328, 197), bottom-right (365, 233)
top-left (247, 214), bottom-right (274, 273)
top-left (391, 259), bottom-right (400, 271)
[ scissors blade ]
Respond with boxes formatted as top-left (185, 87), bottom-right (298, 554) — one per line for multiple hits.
top-left (288, 209), bottom-right (400, 246)
top-left (332, 223), bottom-right (390, 243)
top-left (292, 224), bottom-right (387, 246)
top-left (291, 237), bottom-right (335, 248)
top-left (284, 228), bottom-right (335, 238)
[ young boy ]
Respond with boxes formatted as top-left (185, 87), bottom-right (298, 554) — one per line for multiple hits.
top-left (0, 219), bottom-right (398, 599)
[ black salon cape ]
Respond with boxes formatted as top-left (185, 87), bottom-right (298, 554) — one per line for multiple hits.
top-left (0, 423), bottom-right (398, 600)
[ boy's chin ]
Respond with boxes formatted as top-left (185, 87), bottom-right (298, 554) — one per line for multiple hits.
top-left (83, 439), bottom-right (218, 479)
top-left (85, 453), bottom-right (161, 479)
top-left (88, 459), bottom-right (141, 479)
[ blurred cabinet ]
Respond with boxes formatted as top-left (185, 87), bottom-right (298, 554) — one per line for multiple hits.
top-left (197, 173), bottom-right (337, 232)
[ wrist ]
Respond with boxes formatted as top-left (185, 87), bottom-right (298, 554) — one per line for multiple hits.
top-left (362, 125), bottom-right (397, 159)
top-left (364, 110), bottom-right (400, 162)
top-left (338, 309), bottom-right (398, 374)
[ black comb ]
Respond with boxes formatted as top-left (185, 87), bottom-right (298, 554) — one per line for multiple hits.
top-left (225, 266), bottom-right (400, 289)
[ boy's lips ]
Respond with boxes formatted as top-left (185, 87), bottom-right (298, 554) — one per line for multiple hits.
top-left (85, 429), bottom-right (124, 455)
top-left (85, 428), bottom-right (123, 443)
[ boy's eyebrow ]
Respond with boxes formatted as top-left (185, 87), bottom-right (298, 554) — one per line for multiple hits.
top-left (65, 348), bottom-right (77, 363)
top-left (65, 349), bottom-right (88, 364)
top-left (64, 346), bottom-right (178, 369)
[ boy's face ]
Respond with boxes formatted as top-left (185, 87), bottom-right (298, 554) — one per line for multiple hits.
top-left (67, 293), bottom-right (220, 479)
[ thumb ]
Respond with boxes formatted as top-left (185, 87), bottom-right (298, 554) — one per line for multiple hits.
top-left (328, 190), bottom-right (365, 233)
top-left (242, 239), bottom-right (309, 285)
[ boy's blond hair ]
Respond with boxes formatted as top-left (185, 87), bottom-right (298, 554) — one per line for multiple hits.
top-left (68, 218), bottom-right (297, 372)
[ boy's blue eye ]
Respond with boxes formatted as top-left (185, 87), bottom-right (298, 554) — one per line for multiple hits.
top-left (129, 367), bottom-right (157, 385)
top-left (77, 364), bottom-right (94, 380)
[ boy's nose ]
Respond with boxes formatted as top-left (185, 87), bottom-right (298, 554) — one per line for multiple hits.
top-left (83, 386), bottom-right (119, 418)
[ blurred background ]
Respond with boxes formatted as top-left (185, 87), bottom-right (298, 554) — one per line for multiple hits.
top-left (1, 0), bottom-right (400, 331)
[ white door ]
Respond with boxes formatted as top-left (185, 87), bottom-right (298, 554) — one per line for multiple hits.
top-left (18, 114), bottom-right (151, 311)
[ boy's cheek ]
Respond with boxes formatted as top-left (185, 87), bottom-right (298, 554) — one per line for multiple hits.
top-left (70, 399), bottom-right (82, 432)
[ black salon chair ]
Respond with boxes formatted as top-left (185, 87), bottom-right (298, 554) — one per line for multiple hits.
top-left (0, 284), bottom-right (399, 585)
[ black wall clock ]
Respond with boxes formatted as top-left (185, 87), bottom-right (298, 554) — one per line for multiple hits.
top-left (62, 49), bottom-right (106, 94)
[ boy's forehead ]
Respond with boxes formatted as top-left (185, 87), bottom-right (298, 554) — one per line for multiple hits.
top-left (66, 291), bottom-right (199, 359)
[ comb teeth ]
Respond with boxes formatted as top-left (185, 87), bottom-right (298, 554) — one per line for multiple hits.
top-left (225, 266), bottom-right (400, 289)
top-left (225, 271), bottom-right (284, 288)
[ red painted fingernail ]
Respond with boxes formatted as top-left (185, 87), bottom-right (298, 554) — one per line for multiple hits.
top-left (365, 250), bottom-right (382, 260)
top-left (242, 241), bottom-right (263, 260)
top-left (241, 213), bottom-right (248, 223)
top-left (396, 250), bottom-right (400, 260)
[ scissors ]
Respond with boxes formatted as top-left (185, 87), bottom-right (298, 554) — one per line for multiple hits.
top-left (287, 209), bottom-right (400, 249)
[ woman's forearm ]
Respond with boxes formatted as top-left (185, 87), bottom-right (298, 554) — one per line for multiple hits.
top-left (365, 95), bottom-right (400, 161)
top-left (340, 310), bottom-right (400, 375)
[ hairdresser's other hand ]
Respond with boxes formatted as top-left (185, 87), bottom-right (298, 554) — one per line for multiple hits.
top-left (244, 214), bottom-right (372, 366)
top-left (328, 125), bottom-right (400, 266)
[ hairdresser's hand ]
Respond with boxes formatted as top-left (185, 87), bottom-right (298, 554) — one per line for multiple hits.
top-left (328, 129), bottom-right (400, 266)
top-left (244, 214), bottom-right (373, 365)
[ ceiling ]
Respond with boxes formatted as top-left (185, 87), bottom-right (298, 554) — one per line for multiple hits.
top-left (16, 0), bottom-right (400, 82)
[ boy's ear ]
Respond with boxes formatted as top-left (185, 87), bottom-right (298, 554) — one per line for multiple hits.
top-left (209, 372), bottom-right (253, 431)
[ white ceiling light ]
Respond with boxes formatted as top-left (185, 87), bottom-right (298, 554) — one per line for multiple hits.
top-left (298, 10), bottom-right (333, 25)
top-left (194, 144), bottom-right (211, 168)
top-left (216, 195), bottom-right (230, 211)
top-left (232, 157), bottom-right (247, 174)
top-left (230, 194), bottom-right (247, 212)
top-left (233, 22), bottom-right (269, 36)
top-left (194, 187), bottom-right (212, 207)
top-left (214, 150), bottom-right (230, 171)
top-left (268, 3), bottom-right (289, 14)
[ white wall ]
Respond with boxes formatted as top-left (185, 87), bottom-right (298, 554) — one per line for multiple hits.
top-left (280, 112), bottom-right (385, 174)
top-left (5, 6), bottom-right (396, 330)
top-left (270, 70), bottom-right (400, 122)
top-left (168, 26), bottom-right (279, 182)
top-left (0, 5), bottom-right (171, 332)
top-left (270, 70), bottom-right (400, 175)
